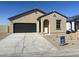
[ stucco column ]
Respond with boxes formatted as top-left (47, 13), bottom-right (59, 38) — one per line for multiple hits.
top-left (36, 21), bottom-right (39, 33)
top-left (41, 20), bottom-right (43, 33)
top-left (9, 22), bottom-right (13, 33)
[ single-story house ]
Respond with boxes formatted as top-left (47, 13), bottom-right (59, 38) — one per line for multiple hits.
top-left (67, 15), bottom-right (79, 32)
top-left (8, 9), bottom-right (67, 34)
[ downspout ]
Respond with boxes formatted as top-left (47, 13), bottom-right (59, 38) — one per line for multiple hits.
top-left (70, 21), bottom-right (72, 32)
top-left (75, 21), bottom-right (77, 32)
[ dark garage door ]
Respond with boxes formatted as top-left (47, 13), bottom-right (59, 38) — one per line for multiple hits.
top-left (14, 23), bottom-right (36, 33)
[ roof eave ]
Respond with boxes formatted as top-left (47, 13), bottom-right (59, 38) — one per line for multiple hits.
top-left (9, 8), bottom-right (46, 21)
top-left (37, 11), bottom-right (68, 21)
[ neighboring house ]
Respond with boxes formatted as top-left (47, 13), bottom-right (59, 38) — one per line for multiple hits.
top-left (66, 18), bottom-right (75, 32)
top-left (67, 15), bottom-right (79, 32)
top-left (8, 9), bottom-right (67, 34)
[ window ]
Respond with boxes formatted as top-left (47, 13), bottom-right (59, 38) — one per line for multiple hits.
top-left (56, 20), bottom-right (61, 30)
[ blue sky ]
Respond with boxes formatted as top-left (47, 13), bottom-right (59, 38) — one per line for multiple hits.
top-left (0, 1), bottom-right (79, 24)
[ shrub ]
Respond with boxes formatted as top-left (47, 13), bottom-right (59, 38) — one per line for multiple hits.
top-left (72, 30), bottom-right (75, 33)
top-left (66, 30), bottom-right (71, 34)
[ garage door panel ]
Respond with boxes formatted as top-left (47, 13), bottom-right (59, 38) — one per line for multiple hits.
top-left (14, 23), bottom-right (36, 33)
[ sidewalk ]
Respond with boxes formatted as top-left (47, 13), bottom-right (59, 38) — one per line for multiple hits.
top-left (21, 48), bottom-right (79, 57)
top-left (42, 49), bottom-right (79, 57)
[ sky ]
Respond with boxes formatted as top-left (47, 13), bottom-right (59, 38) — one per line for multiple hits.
top-left (0, 1), bottom-right (79, 25)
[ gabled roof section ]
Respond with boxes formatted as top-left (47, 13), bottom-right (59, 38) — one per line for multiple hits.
top-left (38, 11), bottom-right (68, 20)
top-left (8, 9), bottom-right (46, 21)
top-left (67, 17), bottom-right (74, 22)
top-left (71, 15), bottom-right (79, 21)
top-left (67, 15), bottom-right (79, 22)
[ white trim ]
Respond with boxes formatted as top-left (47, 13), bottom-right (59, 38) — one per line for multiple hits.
top-left (72, 22), bottom-right (75, 31)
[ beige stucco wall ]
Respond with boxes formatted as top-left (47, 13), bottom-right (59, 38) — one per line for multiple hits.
top-left (40, 13), bottom-right (67, 34)
top-left (0, 25), bottom-right (9, 33)
top-left (12, 11), bottom-right (44, 23)
top-left (9, 11), bottom-right (45, 33)
top-left (8, 21), bottom-right (13, 33)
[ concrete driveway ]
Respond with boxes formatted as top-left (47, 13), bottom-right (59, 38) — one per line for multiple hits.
top-left (0, 33), bottom-right (57, 57)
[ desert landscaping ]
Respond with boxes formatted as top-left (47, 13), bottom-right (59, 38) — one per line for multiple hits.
top-left (43, 32), bottom-right (79, 52)
top-left (0, 25), bottom-right (11, 40)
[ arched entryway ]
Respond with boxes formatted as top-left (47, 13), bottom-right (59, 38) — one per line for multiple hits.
top-left (43, 20), bottom-right (49, 33)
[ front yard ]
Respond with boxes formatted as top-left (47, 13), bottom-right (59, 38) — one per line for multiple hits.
top-left (0, 33), bottom-right (11, 40)
top-left (44, 32), bottom-right (79, 51)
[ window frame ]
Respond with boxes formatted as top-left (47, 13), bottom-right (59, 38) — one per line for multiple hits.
top-left (56, 20), bottom-right (61, 30)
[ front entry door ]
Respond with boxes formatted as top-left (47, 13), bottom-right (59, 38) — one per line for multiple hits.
top-left (44, 27), bottom-right (48, 33)
top-left (43, 20), bottom-right (49, 33)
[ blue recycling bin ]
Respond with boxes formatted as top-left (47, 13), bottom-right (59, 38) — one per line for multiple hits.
top-left (60, 36), bottom-right (65, 46)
